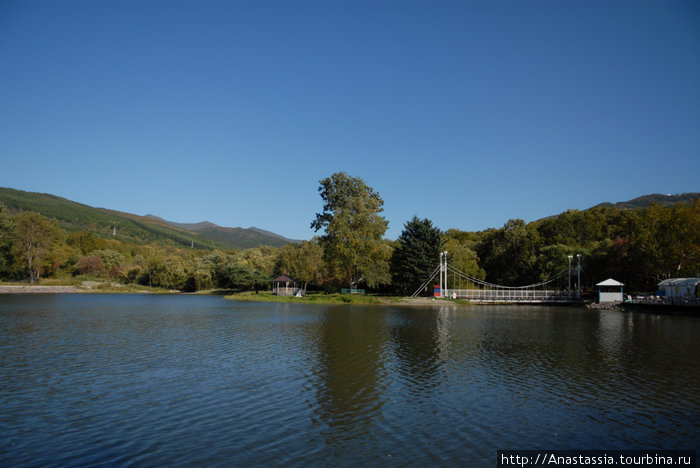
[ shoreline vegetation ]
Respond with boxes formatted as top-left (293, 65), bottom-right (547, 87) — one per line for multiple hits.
top-left (223, 291), bottom-right (462, 306)
top-left (0, 280), bottom-right (464, 305)
top-left (2, 282), bottom-right (697, 314)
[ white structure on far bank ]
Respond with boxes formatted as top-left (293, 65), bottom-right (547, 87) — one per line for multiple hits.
top-left (657, 278), bottom-right (700, 299)
top-left (596, 278), bottom-right (624, 302)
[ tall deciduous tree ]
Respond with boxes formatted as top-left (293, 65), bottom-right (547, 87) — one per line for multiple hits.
top-left (443, 238), bottom-right (485, 284)
top-left (275, 239), bottom-right (326, 290)
top-left (233, 246), bottom-right (278, 276)
top-left (477, 219), bottom-right (541, 285)
top-left (311, 172), bottom-right (390, 289)
top-left (148, 253), bottom-right (188, 290)
top-left (390, 216), bottom-right (442, 295)
top-left (0, 203), bottom-right (16, 277)
top-left (13, 212), bottom-right (60, 283)
top-left (221, 263), bottom-right (270, 291)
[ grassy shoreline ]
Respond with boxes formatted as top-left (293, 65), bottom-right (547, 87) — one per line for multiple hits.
top-left (225, 291), bottom-right (383, 305)
top-left (224, 291), bottom-right (460, 306)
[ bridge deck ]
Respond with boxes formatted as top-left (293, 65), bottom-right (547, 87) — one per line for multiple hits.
top-left (444, 289), bottom-right (572, 303)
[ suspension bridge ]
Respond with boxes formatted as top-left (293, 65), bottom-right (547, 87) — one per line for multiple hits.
top-left (412, 252), bottom-right (582, 303)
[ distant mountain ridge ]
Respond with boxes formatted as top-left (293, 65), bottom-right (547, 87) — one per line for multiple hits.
top-left (0, 187), bottom-right (299, 249)
top-left (534, 192), bottom-right (699, 223)
top-left (592, 193), bottom-right (699, 210)
top-left (144, 214), bottom-right (297, 248)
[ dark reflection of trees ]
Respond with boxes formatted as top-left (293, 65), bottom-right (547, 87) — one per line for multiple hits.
top-left (595, 311), bottom-right (700, 399)
top-left (389, 307), bottom-right (447, 394)
top-left (469, 306), bottom-right (700, 411)
top-left (311, 306), bottom-right (389, 445)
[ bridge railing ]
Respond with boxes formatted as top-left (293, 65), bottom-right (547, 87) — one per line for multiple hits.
top-left (444, 289), bottom-right (569, 301)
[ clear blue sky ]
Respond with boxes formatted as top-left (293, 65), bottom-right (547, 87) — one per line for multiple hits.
top-left (1, 0), bottom-right (698, 240)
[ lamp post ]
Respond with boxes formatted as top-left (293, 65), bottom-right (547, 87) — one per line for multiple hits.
top-left (568, 255), bottom-right (573, 299)
top-left (576, 254), bottom-right (582, 300)
top-left (442, 251), bottom-right (448, 297)
top-left (439, 252), bottom-right (444, 297)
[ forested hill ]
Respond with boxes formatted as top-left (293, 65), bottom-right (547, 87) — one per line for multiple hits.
top-left (446, 193), bottom-right (699, 292)
top-left (143, 215), bottom-right (296, 249)
top-left (0, 187), bottom-right (297, 249)
top-left (593, 193), bottom-right (699, 210)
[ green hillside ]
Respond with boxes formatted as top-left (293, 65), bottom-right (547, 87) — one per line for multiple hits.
top-left (0, 187), bottom-right (296, 249)
top-left (536, 192), bottom-right (699, 222)
top-left (594, 193), bottom-right (699, 210)
top-left (146, 216), bottom-right (296, 249)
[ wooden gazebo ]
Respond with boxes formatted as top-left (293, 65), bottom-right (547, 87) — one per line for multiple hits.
top-left (272, 275), bottom-right (305, 297)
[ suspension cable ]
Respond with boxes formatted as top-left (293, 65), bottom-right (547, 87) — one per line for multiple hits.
top-left (446, 265), bottom-right (568, 290)
top-left (410, 265), bottom-right (441, 298)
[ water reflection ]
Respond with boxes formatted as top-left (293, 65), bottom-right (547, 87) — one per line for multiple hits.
top-left (310, 306), bottom-right (389, 447)
top-left (389, 307), bottom-right (449, 394)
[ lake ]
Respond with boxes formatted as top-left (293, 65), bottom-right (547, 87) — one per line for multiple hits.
top-left (1, 294), bottom-right (698, 466)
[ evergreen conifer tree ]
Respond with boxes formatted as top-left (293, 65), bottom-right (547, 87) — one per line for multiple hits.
top-left (390, 216), bottom-right (442, 295)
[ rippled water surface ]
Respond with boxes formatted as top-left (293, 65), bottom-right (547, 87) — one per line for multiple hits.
top-left (1, 294), bottom-right (698, 466)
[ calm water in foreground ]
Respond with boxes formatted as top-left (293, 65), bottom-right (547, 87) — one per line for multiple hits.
top-left (1, 294), bottom-right (698, 466)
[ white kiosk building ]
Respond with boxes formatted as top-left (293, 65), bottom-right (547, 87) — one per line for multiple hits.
top-left (596, 278), bottom-right (624, 303)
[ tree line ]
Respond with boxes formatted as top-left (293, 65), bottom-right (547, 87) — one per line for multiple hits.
top-left (0, 174), bottom-right (697, 295)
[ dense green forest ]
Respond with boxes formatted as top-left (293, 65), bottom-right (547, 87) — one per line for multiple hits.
top-left (0, 183), bottom-right (697, 295)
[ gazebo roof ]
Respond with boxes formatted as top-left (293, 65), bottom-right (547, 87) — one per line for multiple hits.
top-left (272, 275), bottom-right (296, 283)
top-left (596, 278), bottom-right (624, 287)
